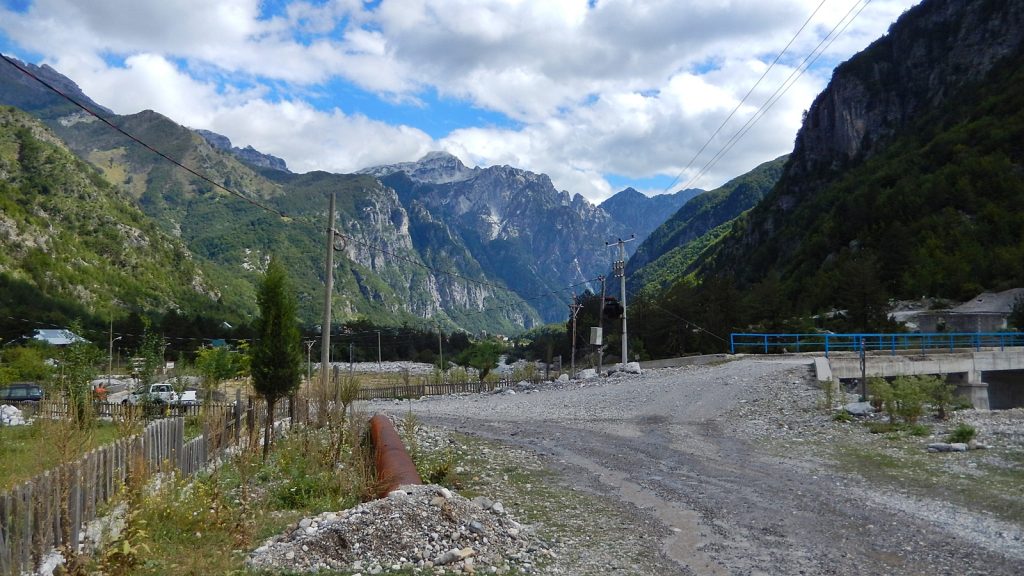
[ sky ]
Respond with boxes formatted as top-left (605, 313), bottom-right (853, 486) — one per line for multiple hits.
top-left (0, 0), bottom-right (920, 203)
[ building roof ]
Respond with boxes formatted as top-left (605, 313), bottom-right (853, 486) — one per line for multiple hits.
top-left (32, 329), bottom-right (87, 346)
top-left (952, 288), bottom-right (1024, 315)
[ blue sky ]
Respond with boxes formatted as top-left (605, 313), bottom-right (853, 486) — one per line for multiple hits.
top-left (0, 0), bottom-right (919, 202)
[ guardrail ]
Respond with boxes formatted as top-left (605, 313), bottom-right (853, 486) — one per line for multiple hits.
top-left (729, 332), bottom-right (1024, 358)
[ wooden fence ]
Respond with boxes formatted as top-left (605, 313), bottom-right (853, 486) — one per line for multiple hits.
top-left (0, 396), bottom-right (301, 576)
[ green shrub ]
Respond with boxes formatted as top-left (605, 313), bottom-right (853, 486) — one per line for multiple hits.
top-left (833, 410), bottom-right (853, 423)
top-left (908, 423), bottom-right (932, 437)
top-left (921, 375), bottom-right (956, 420)
top-left (891, 376), bottom-right (929, 424)
top-left (947, 423), bottom-right (977, 444)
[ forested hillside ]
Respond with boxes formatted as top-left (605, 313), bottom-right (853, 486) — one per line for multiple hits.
top-left (626, 155), bottom-right (786, 295)
top-left (0, 106), bottom-right (228, 327)
top-left (696, 0), bottom-right (1024, 314)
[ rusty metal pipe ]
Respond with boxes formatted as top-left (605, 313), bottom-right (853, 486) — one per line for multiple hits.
top-left (368, 413), bottom-right (422, 497)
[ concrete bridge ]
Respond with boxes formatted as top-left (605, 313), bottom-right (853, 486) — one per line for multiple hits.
top-left (817, 348), bottom-right (1024, 409)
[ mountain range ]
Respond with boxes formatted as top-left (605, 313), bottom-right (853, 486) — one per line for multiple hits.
top-left (0, 59), bottom-right (698, 333)
top-left (2, 0), bottom-right (1020, 344)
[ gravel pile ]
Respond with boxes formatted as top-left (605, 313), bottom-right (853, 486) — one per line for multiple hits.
top-left (323, 361), bottom-right (439, 375)
top-left (248, 483), bottom-right (547, 574)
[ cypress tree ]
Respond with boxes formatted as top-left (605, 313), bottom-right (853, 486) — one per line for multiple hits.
top-left (251, 256), bottom-right (302, 458)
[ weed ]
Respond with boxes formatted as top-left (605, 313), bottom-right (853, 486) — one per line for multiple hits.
top-left (833, 410), bottom-right (853, 423)
top-left (820, 379), bottom-right (838, 412)
top-left (908, 423), bottom-right (932, 437)
top-left (948, 423), bottom-right (977, 444)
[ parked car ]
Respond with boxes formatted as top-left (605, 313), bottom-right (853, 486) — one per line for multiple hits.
top-left (0, 382), bottom-right (44, 402)
top-left (124, 383), bottom-right (199, 406)
top-left (124, 383), bottom-right (178, 405)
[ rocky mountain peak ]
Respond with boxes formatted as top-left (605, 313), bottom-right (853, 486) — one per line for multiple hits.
top-left (360, 151), bottom-right (475, 184)
top-left (194, 128), bottom-right (290, 172)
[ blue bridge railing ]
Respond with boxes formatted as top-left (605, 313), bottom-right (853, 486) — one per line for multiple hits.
top-left (729, 332), bottom-right (1024, 358)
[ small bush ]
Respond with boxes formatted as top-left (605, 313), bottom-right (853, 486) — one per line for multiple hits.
top-left (908, 423), bottom-right (932, 437)
top-left (833, 410), bottom-right (853, 423)
top-left (947, 423), bottom-right (977, 443)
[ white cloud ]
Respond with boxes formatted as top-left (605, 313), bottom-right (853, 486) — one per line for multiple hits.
top-left (0, 0), bottom-right (922, 202)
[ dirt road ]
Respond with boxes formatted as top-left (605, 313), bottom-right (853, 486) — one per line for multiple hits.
top-left (371, 357), bottom-right (1024, 575)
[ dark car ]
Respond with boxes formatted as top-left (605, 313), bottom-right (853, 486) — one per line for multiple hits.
top-left (0, 382), bottom-right (45, 402)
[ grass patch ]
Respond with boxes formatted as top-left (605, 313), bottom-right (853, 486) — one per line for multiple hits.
top-left (830, 441), bottom-right (1024, 525)
top-left (0, 420), bottom-right (122, 489)
top-left (92, 421), bottom-right (373, 576)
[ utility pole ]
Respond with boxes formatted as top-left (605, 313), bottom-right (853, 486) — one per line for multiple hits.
top-left (569, 295), bottom-right (583, 378)
top-left (437, 327), bottom-right (444, 381)
top-left (321, 193), bottom-right (336, 393)
top-left (597, 275), bottom-right (606, 375)
top-left (349, 341), bottom-right (354, 373)
top-left (606, 235), bottom-right (635, 369)
top-left (108, 315), bottom-right (122, 388)
top-left (376, 330), bottom-right (382, 370)
top-left (304, 340), bottom-right (315, 388)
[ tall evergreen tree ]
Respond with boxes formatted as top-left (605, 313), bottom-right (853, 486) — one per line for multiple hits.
top-left (251, 256), bottom-right (302, 458)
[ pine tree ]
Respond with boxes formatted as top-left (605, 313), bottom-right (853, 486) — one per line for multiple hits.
top-left (251, 256), bottom-right (302, 458)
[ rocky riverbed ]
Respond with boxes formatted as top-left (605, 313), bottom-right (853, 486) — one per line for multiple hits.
top-left (251, 356), bottom-right (1023, 575)
top-left (362, 357), bottom-right (1024, 575)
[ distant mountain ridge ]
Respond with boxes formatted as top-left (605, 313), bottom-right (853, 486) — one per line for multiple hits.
top-left (598, 187), bottom-right (701, 243)
top-left (0, 58), bottom-right (691, 331)
top-left (627, 155), bottom-right (786, 295)
top-left (195, 129), bottom-right (290, 173)
top-left (370, 153), bottom-right (630, 321)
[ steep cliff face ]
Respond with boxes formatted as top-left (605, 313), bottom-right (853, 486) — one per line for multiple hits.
top-left (376, 153), bottom-right (631, 322)
top-left (771, 0), bottom-right (1024, 216)
top-left (695, 0), bottom-right (1024, 306)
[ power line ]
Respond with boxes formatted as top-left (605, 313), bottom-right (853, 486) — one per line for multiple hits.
top-left (679, 0), bottom-right (873, 191)
top-left (0, 53), bottom-right (287, 219)
top-left (1, 53), bottom-right (589, 327)
top-left (627, 289), bottom-right (729, 344)
top-left (663, 0), bottom-right (830, 193)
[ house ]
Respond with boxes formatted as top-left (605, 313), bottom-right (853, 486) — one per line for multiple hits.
top-left (32, 328), bottom-right (88, 346)
top-left (915, 288), bottom-right (1024, 333)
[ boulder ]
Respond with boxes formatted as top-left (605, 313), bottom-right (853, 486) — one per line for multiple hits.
top-left (843, 402), bottom-right (875, 416)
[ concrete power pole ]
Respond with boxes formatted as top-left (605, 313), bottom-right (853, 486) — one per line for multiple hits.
top-left (607, 235), bottom-right (635, 369)
top-left (569, 295), bottom-right (583, 378)
top-left (597, 275), bottom-right (606, 375)
top-left (320, 193), bottom-right (336, 393)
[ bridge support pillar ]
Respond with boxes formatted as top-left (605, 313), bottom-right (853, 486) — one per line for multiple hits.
top-left (946, 372), bottom-right (990, 410)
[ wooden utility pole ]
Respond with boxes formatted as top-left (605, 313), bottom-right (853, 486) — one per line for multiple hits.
top-left (320, 193), bottom-right (336, 393)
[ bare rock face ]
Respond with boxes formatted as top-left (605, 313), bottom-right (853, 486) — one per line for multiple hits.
top-left (784, 0), bottom-right (1024, 205)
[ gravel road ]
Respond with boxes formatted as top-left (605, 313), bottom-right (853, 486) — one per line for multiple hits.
top-left (368, 357), bottom-right (1024, 576)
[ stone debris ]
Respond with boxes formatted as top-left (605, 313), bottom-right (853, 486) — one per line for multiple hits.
top-left (0, 404), bottom-right (29, 426)
top-left (247, 484), bottom-right (545, 574)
